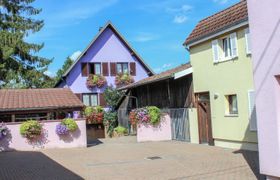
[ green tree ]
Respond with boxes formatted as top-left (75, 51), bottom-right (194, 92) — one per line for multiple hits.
top-left (0, 0), bottom-right (52, 88)
top-left (104, 86), bottom-right (124, 110)
top-left (55, 56), bottom-right (73, 83)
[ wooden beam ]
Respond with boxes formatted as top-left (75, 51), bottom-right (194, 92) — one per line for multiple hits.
top-left (167, 79), bottom-right (171, 106)
top-left (147, 85), bottom-right (151, 105)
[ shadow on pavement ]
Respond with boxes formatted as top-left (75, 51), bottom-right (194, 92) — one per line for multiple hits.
top-left (87, 139), bottom-right (103, 147)
top-left (233, 150), bottom-right (265, 180)
top-left (0, 151), bottom-right (83, 180)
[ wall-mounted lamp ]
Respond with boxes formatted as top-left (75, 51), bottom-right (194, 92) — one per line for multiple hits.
top-left (214, 93), bottom-right (219, 99)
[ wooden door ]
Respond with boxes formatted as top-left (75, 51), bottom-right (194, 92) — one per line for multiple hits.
top-left (196, 93), bottom-right (214, 145)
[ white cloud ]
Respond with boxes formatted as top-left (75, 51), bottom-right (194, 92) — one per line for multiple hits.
top-left (154, 63), bottom-right (174, 73)
top-left (173, 15), bottom-right (188, 24)
top-left (133, 32), bottom-right (159, 42)
top-left (70, 50), bottom-right (82, 61)
top-left (44, 70), bottom-right (55, 77)
top-left (213, 0), bottom-right (229, 4)
top-left (166, 5), bottom-right (192, 13)
top-left (138, 2), bottom-right (192, 24)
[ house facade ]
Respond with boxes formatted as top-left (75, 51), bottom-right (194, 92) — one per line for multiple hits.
top-left (247, 0), bottom-right (280, 178)
top-left (184, 1), bottom-right (258, 150)
top-left (56, 22), bottom-right (154, 107)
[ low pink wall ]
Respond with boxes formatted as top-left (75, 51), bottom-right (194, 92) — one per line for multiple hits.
top-left (0, 119), bottom-right (87, 151)
top-left (137, 114), bottom-right (172, 142)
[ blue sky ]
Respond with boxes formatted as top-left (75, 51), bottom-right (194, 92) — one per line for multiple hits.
top-left (28, 0), bottom-right (239, 76)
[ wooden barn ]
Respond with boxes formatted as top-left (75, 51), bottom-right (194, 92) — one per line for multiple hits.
top-left (118, 64), bottom-right (194, 109)
top-left (117, 64), bottom-right (194, 141)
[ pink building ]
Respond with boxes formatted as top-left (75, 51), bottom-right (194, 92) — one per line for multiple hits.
top-left (247, 0), bottom-right (280, 178)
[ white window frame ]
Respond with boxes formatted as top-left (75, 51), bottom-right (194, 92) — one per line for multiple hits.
top-left (225, 94), bottom-right (239, 116)
top-left (212, 32), bottom-right (238, 63)
top-left (82, 93), bottom-right (99, 106)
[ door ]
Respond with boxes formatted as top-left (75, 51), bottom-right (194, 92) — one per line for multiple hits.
top-left (196, 92), bottom-right (214, 145)
top-left (170, 108), bottom-right (190, 142)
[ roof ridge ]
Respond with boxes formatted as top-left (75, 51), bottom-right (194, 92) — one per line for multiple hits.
top-left (184, 0), bottom-right (248, 46)
top-left (199, 1), bottom-right (246, 23)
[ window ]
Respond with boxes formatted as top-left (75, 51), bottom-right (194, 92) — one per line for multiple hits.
top-left (222, 37), bottom-right (232, 58)
top-left (116, 63), bottom-right (129, 74)
top-left (225, 94), bottom-right (238, 115)
top-left (82, 94), bottom-right (98, 106)
top-left (212, 32), bottom-right (238, 63)
top-left (245, 28), bottom-right (251, 54)
top-left (89, 63), bottom-right (101, 75)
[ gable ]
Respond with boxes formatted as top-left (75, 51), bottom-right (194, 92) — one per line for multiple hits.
top-left (63, 22), bottom-right (154, 78)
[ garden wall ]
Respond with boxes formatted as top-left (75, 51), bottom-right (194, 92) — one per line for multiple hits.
top-left (137, 114), bottom-right (172, 142)
top-left (0, 119), bottom-right (87, 151)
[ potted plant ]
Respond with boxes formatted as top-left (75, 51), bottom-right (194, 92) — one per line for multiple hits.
top-left (20, 120), bottom-right (42, 140)
top-left (84, 106), bottom-right (104, 124)
top-left (129, 106), bottom-right (161, 126)
top-left (113, 126), bottom-right (128, 137)
top-left (86, 74), bottom-right (107, 89)
top-left (56, 118), bottom-right (78, 135)
top-left (115, 73), bottom-right (134, 87)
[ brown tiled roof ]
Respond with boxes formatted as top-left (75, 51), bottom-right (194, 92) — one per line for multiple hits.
top-left (184, 0), bottom-right (248, 46)
top-left (118, 63), bottom-right (192, 90)
top-left (0, 88), bottom-right (84, 112)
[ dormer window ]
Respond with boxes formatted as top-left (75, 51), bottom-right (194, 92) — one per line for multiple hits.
top-left (117, 63), bottom-right (129, 74)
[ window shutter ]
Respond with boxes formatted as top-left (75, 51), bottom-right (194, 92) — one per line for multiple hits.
top-left (102, 63), bottom-right (109, 76)
top-left (230, 32), bottom-right (238, 57)
top-left (248, 90), bottom-right (257, 131)
top-left (130, 62), bottom-right (136, 76)
top-left (99, 93), bottom-right (106, 107)
top-left (212, 40), bottom-right (219, 63)
top-left (245, 28), bottom-right (251, 54)
top-left (81, 63), bottom-right (88, 77)
top-left (110, 63), bottom-right (116, 76)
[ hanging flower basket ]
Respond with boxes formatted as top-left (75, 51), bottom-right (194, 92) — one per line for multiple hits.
top-left (20, 120), bottom-right (42, 140)
top-left (86, 74), bottom-right (107, 89)
top-left (0, 123), bottom-right (9, 140)
top-left (115, 73), bottom-right (134, 87)
top-left (129, 106), bottom-right (161, 126)
top-left (84, 106), bottom-right (104, 124)
top-left (56, 118), bottom-right (78, 135)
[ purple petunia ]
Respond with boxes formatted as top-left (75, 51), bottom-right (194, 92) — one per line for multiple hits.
top-left (55, 124), bottom-right (69, 135)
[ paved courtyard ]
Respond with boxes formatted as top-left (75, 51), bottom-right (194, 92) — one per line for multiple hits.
top-left (0, 136), bottom-right (264, 180)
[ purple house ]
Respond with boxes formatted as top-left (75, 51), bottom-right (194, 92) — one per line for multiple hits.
top-left (56, 21), bottom-right (154, 107)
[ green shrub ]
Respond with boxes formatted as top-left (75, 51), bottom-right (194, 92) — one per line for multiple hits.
top-left (61, 118), bottom-right (78, 131)
top-left (84, 106), bottom-right (94, 116)
top-left (20, 120), bottom-right (42, 139)
top-left (114, 126), bottom-right (127, 135)
top-left (95, 106), bottom-right (104, 113)
top-left (147, 106), bottom-right (161, 125)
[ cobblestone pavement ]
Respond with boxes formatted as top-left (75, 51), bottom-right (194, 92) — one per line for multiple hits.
top-left (0, 136), bottom-right (264, 180)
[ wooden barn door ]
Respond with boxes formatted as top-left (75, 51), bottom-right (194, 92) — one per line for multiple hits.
top-left (196, 92), bottom-right (214, 145)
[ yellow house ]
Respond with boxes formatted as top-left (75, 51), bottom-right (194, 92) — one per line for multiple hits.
top-left (184, 1), bottom-right (258, 151)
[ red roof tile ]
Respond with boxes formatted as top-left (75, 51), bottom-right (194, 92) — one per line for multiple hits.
top-left (184, 0), bottom-right (248, 46)
top-left (0, 88), bottom-right (84, 112)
